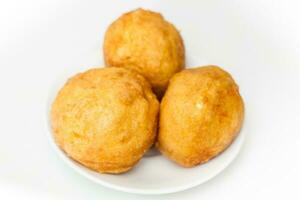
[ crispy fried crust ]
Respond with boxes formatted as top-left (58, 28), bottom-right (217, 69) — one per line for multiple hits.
top-left (51, 67), bottom-right (159, 173)
top-left (157, 66), bottom-right (244, 167)
top-left (103, 8), bottom-right (185, 98)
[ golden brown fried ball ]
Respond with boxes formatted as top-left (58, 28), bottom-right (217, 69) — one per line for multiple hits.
top-left (103, 8), bottom-right (185, 98)
top-left (157, 66), bottom-right (244, 167)
top-left (51, 67), bottom-right (159, 173)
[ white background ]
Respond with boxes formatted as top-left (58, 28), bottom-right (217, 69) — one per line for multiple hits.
top-left (0, 0), bottom-right (300, 199)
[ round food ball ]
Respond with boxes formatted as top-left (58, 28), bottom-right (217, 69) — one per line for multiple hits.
top-left (103, 8), bottom-right (185, 98)
top-left (157, 66), bottom-right (244, 167)
top-left (51, 67), bottom-right (159, 173)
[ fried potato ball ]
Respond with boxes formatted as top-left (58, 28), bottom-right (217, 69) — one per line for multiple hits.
top-left (51, 67), bottom-right (159, 173)
top-left (103, 8), bottom-right (185, 98)
top-left (157, 66), bottom-right (244, 167)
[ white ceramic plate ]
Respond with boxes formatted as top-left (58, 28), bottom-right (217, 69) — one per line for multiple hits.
top-left (46, 55), bottom-right (246, 195)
